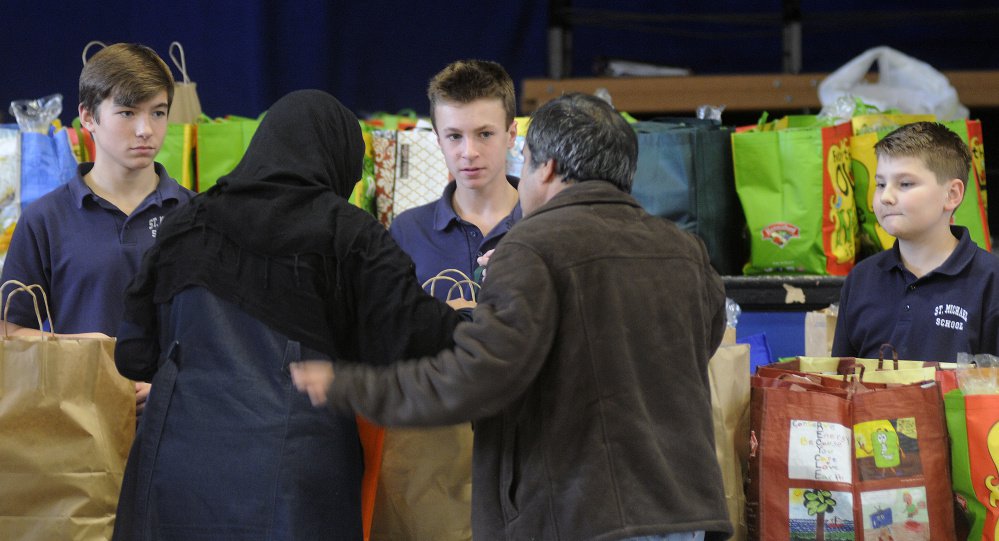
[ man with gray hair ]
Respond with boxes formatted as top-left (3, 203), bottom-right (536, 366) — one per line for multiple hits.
top-left (291, 93), bottom-right (732, 541)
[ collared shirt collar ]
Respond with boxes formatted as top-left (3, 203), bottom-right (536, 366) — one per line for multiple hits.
top-left (431, 176), bottom-right (522, 231)
top-left (71, 162), bottom-right (186, 210)
top-left (877, 225), bottom-right (977, 278)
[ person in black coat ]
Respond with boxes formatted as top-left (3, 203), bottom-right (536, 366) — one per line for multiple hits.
top-left (112, 89), bottom-right (462, 540)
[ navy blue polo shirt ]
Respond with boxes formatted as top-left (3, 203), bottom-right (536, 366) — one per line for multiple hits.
top-left (0, 162), bottom-right (193, 335)
top-left (390, 177), bottom-right (521, 301)
top-left (831, 226), bottom-right (999, 362)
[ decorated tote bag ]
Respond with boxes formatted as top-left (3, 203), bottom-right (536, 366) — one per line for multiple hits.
top-left (945, 389), bottom-right (999, 540)
top-left (732, 115), bottom-right (857, 275)
top-left (371, 129), bottom-right (398, 227)
top-left (747, 373), bottom-right (956, 540)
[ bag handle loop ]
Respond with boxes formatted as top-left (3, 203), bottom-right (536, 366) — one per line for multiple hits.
top-left (1, 280), bottom-right (55, 338)
top-left (878, 343), bottom-right (899, 370)
top-left (169, 41), bottom-right (192, 83)
top-left (81, 40), bottom-right (107, 66)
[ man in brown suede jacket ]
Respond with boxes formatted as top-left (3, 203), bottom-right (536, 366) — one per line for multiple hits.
top-left (292, 93), bottom-right (732, 541)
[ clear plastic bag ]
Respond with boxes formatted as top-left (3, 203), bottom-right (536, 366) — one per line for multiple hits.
top-left (9, 94), bottom-right (63, 134)
top-left (955, 352), bottom-right (999, 395)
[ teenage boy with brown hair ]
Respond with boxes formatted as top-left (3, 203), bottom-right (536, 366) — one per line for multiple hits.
top-left (371, 59), bottom-right (522, 541)
top-left (1, 43), bottom-right (194, 410)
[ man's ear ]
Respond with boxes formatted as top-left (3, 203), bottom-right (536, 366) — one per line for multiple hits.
top-left (945, 178), bottom-right (966, 211)
top-left (538, 158), bottom-right (558, 185)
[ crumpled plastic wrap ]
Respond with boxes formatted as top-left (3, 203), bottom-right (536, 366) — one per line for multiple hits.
top-left (9, 93), bottom-right (62, 134)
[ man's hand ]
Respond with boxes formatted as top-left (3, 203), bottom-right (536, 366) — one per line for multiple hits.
top-left (135, 382), bottom-right (151, 414)
top-left (476, 249), bottom-right (495, 282)
top-left (290, 361), bottom-right (335, 406)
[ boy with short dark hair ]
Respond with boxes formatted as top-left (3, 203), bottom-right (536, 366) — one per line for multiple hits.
top-left (1, 42), bottom-right (194, 408)
top-left (832, 121), bottom-right (999, 361)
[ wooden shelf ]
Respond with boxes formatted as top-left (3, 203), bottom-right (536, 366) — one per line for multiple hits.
top-left (521, 70), bottom-right (999, 114)
top-left (723, 275), bottom-right (844, 312)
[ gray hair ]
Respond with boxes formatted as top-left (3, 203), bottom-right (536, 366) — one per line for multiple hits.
top-left (525, 93), bottom-right (637, 192)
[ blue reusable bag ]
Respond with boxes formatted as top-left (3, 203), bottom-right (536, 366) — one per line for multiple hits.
top-left (19, 125), bottom-right (77, 210)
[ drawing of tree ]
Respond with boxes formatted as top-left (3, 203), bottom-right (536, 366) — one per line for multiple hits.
top-left (803, 489), bottom-right (837, 541)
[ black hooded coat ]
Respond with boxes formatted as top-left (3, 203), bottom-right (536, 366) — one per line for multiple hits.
top-left (112, 90), bottom-right (461, 540)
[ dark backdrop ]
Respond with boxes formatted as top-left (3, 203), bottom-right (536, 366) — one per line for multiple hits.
top-left (3, 1), bottom-right (997, 122)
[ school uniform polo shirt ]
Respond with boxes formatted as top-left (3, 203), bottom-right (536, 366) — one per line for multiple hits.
top-left (390, 177), bottom-right (521, 301)
top-left (831, 226), bottom-right (999, 362)
top-left (0, 162), bottom-right (194, 335)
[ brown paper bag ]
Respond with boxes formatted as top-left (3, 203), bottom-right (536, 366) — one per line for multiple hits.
top-left (370, 424), bottom-right (474, 541)
top-left (167, 41), bottom-right (203, 125)
top-left (804, 306), bottom-right (838, 357)
top-left (0, 282), bottom-right (135, 540)
top-left (367, 271), bottom-right (478, 540)
top-left (709, 342), bottom-right (751, 541)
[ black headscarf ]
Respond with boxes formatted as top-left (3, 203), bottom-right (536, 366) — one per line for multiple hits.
top-left (200, 89), bottom-right (364, 255)
top-left (123, 89), bottom-right (376, 355)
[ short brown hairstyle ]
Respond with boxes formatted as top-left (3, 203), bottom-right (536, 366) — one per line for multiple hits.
top-left (874, 121), bottom-right (972, 189)
top-left (80, 43), bottom-right (174, 122)
top-left (426, 59), bottom-right (515, 128)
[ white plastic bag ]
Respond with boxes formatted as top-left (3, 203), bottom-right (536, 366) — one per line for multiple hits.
top-left (818, 46), bottom-right (968, 121)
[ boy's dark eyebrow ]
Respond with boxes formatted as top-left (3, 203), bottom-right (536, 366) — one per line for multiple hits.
top-left (441, 123), bottom-right (498, 133)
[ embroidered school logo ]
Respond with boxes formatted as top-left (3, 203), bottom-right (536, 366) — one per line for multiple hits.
top-left (933, 303), bottom-right (968, 331)
top-left (148, 216), bottom-right (163, 238)
top-left (762, 222), bottom-right (800, 248)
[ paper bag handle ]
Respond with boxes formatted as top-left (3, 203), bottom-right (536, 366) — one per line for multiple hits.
top-left (169, 41), bottom-right (193, 83)
top-left (1, 280), bottom-right (55, 337)
top-left (878, 343), bottom-right (899, 370)
top-left (422, 268), bottom-right (475, 298)
top-left (81, 40), bottom-right (107, 66)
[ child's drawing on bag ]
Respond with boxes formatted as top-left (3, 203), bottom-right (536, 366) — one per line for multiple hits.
top-left (854, 418), bottom-right (922, 480)
top-left (860, 487), bottom-right (930, 541)
top-left (789, 420), bottom-right (852, 482)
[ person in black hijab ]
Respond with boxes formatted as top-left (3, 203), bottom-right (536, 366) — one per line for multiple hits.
top-left (112, 89), bottom-right (462, 540)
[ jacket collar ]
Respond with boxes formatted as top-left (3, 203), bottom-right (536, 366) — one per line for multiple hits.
top-left (525, 180), bottom-right (640, 220)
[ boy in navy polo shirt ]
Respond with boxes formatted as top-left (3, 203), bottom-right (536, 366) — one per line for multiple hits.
top-left (832, 122), bottom-right (999, 362)
top-left (389, 59), bottom-right (522, 296)
top-left (374, 60), bottom-right (521, 540)
top-left (0, 43), bottom-right (194, 410)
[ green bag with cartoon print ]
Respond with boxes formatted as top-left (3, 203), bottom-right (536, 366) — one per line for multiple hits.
top-left (732, 115), bottom-right (857, 275)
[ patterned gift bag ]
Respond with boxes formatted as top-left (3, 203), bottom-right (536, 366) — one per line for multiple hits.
top-left (392, 128), bottom-right (449, 218)
top-left (372, 130), bottom-right (398, 228)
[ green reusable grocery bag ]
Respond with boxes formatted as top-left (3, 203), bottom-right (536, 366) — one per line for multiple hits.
top-left (732, 116), bottom-right (857, 275)
top-left (156, 123), bottom-right (196, 191)
top-left (195, 114), bottom-right (263, 192)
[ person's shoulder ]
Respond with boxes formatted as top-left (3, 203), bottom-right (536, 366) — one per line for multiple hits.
top-left (391, 199), bottom-right (439, 227)
top-left (19, 183), bottom-right (75, 222)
